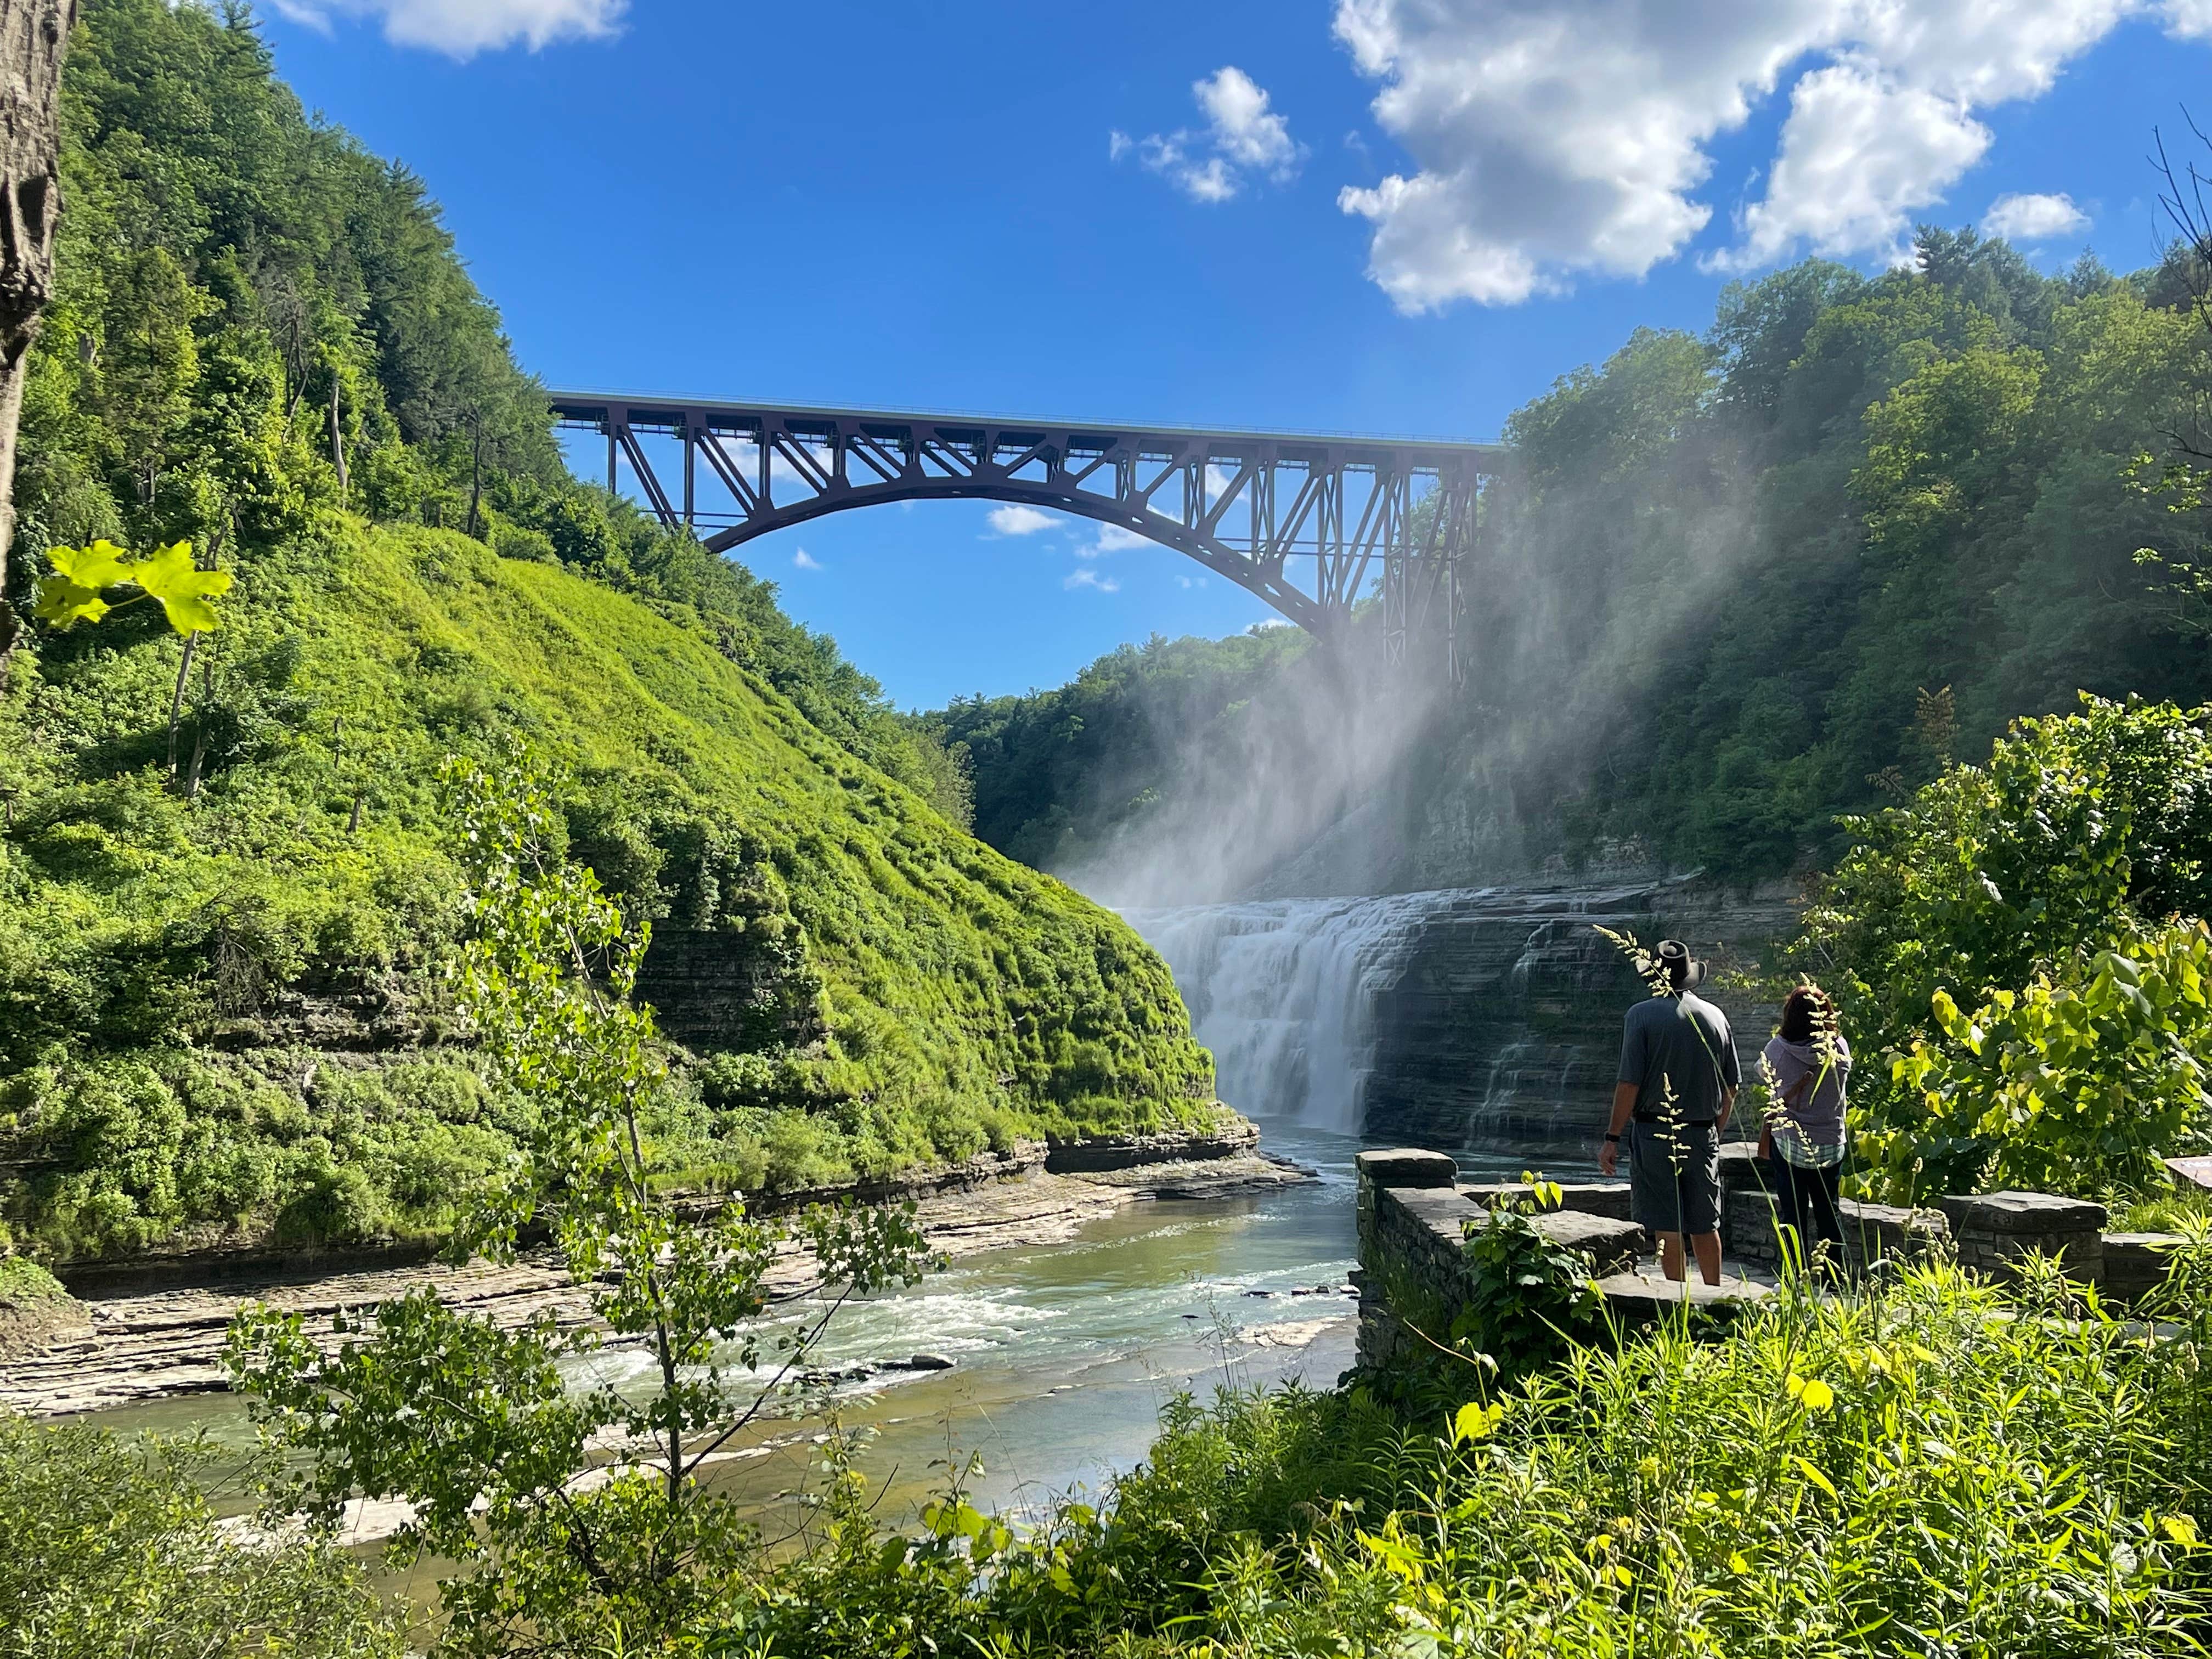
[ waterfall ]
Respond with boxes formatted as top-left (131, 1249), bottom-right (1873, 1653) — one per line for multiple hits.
top-left (1124, 893), bottom-right (1462, 1135)
top-left (1127, 879), bottom-right (1781, 1151)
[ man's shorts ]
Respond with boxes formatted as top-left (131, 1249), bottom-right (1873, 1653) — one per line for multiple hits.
top-left (1627, 1118), bottom-right (1722, 1237)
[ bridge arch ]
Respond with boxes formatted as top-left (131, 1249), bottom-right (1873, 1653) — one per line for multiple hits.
top-left (549, 394), bottom-right (1505, 674)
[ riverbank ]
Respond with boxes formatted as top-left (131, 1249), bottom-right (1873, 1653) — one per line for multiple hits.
top-left (2, 1132), bottom-right (1309, 1418)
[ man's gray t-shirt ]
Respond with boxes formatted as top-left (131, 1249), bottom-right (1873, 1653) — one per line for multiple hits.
top-left (1616, 992), bottom-right (1741, 1124)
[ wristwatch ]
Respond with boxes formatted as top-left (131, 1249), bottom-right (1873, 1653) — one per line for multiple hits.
top-left (1603, 1132), bottom-right (1621, 1143)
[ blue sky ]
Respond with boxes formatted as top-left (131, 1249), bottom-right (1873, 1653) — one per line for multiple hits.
top-left (258, 0), bottom-right (2212, 708)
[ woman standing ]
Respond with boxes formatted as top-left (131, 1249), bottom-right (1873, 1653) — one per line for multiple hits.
top-left (1760, 985), bottom-right (1850, 1267)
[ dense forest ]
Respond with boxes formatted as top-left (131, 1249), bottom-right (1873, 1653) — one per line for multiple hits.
top-left (0, 0), bottom-right (1207, 1263)
top-left (929, 232), bottom-right (2212, 894)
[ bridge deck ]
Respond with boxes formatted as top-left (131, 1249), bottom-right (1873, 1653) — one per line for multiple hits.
top-left (548, 390), bottom-right (1505, 469)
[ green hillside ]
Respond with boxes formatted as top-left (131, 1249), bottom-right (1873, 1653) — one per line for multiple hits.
top-left (0, 516), bottom-right (1212, 1260)
top-left (0, 0), bottom-right (1211, 1264)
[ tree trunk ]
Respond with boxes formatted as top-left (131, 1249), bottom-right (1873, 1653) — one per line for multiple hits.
top-left (0, 0), bottom-right (77, 669)
top-left (183, 647), bottom-right (211, 799)
top-left (465, 415), bottom-right (484, 540)
top-left (165, 631), bottom-right (196, 781)
top-left (329, 373), bottom-right (347, 495)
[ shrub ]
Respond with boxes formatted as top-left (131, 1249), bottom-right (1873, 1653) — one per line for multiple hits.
top-left (1793, 695), bottom-right (2212, 1198)
top-left (0, 1415), bottom-right (403, 1658)
top-left (1887, 920), bottom-right (2212, 1197)
top-left (934, 1246), bottom-right (2212, 1658)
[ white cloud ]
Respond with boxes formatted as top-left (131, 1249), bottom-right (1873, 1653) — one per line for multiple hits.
top-left (792, 549), bottom-right (823, 571)
top-left (1332, 0), bottom-right (2169, 310)
top-left (1176, 573), bottom-right (1207, 589)
top-left (1194, 67), bottom-right (1301, 174)
top-left (985, 504), bottom-right (1057, 537)
top-left (1723, 3), bottom-right (2128, 270)
top-left (1982, 189), bottom-right (2091, 239)
top-left (268, 0), bottom-right (622, 55)
top-left (1114, 65), bottom-right (1306, 204)
top-left (2170, 0), bottom-right (2212, 36)
top-left (1076, 523), bottom-right (1154, 558)
top-left (1722, 55), bottom-right (1994, 270)
top-left (1065, 568), bottom-right (1122, 594)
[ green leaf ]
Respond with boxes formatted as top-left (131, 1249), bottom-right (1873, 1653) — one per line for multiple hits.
top-left (32, 541), bottom-right (138, 628)
top-left (1794, 1455), bottom-right (1839, 1500)
top-left (47, 540), bottom-right (134, 588)
top-left (125, 540), bottom-right (232, 635)
top-left (31, 577), bottom-right (111, 627)
top-left (1453, 1400), bottom-right (1504, 1443)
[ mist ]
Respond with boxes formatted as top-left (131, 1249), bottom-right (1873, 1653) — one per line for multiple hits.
top-left (1051, 439), bottom-right (1765, 911)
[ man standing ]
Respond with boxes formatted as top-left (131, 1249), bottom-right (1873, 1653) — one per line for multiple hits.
top-left (1596, 939), bottom-right (1739, 1285)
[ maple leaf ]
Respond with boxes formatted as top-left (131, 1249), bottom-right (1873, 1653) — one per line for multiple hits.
top-left (125, 540), bottom-right (232, 635)
top-left (32, 541), bottom-right (132, 628)
top-left (48, 540), bottom-right (133, 589)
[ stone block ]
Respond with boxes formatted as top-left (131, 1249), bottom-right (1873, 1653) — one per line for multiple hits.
top-left (1938, 1190), bottom-right (2108, 1235)
top-left (1837, 1199), bottom-right (1946, 1268)
top-left (1724, 1186), bottom-right (1783, 1267)
top-left (2101, 1233), bottom-right (2187, 1304)
top-left (1389, 1184), bottom-right (1481, 1249)
top-left (1937, 1191), bottom-right (2105, 1283)
top-left (2167, 1155), bottom-right (2212, 1193)
top-left (1462, 1180), bottom-right (1634, 1222)
top-left (1592, 1269), bottom-right (1774, 1325)
top-left (1716, 1141), bottom-right (1772, 1191)
top-left (1356, 1148), bottom-right (1459, 1189)
top-left (1527, 1210), bottom-right (1641, 1277)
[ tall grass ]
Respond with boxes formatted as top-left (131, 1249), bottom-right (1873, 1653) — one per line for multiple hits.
top-left (9, 1245), bottom-right (2206, 1657)
top-left (915, 1246), bottom-right (2212, 1657)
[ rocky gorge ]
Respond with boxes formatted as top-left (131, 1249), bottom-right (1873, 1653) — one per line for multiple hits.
top-left (1130, 875), bottom-right (1798, 1152)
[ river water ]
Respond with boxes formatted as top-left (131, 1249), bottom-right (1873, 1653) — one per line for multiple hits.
top-left (70, 894), bottom-right (1599, 1531)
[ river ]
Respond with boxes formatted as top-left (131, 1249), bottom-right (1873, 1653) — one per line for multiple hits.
top-left (65, 891), bottom-right (1616, 1532)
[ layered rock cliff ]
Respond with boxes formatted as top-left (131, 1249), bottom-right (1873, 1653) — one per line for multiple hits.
top-left (1131, 877), bottom-right (1798, 1155)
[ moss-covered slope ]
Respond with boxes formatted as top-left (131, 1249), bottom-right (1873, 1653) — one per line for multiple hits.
top-left (0, 518), bottom-right (1214, 1261)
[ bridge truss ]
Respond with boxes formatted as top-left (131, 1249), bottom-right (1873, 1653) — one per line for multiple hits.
top-left (548, 393), bottom-right (1505, 677)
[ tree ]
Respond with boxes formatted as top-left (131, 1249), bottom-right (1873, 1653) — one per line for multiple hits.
top-left (2151, 119), bottom-right (2212, 473)
top-left (0, 0), bottom-right (77, 668)
top-left (1789, 695), bottom-right (2212, 1198)
top-left (228, 749), bottom-right (935, 1654)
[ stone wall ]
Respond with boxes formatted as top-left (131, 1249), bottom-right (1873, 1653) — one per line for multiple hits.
top-left (1353, 1149), bottom-right (1641, 1371)
top-left (1356, 1146), bottom-right (2190, 1374)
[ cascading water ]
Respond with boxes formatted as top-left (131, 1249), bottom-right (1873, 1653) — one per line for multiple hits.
top-left (1127, 880), bottom-right (1787, 1149)
top-left (1125, 892), bottom-right (1463, 1135)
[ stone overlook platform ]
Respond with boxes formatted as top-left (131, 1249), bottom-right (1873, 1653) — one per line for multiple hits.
top-left (1352, 1147), bottom-right (2192, 1373)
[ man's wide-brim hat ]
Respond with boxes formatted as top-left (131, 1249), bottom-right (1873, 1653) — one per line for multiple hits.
top-left (1656, 939), bottom-right (1706, 991)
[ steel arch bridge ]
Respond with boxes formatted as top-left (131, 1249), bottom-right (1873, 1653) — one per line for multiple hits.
top-left (549, 393), bottom-right (1506, 677)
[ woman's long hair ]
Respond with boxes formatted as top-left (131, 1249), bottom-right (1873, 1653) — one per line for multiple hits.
top-left (1778, 984), bottom-right (1834, 1045)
